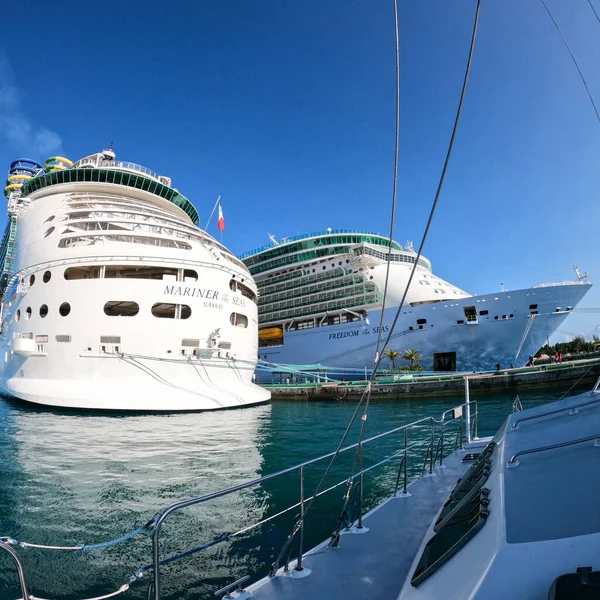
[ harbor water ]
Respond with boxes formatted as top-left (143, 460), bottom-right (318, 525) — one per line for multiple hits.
top-left (0, 382), bottom-right (591, 600)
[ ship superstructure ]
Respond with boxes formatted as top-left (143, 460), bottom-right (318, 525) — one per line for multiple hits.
top-left (0, 150), bottom-right (269, 410)
top-left (240, 231), bottom-right (591, 372)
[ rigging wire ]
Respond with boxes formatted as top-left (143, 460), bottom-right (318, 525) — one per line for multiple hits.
top-left (271, 0), bottom-right (482, 571)
top-left (587, 0), bottom-right (600, 25)
top-left (539, 0), bottom-right (600, 123)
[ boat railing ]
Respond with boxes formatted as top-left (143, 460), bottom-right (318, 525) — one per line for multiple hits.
top-left (512, 386), bottom-right (600, 430)
top-left (148, 400), bottom-right (478, 600)
top-left (506, 433), bottom-right (600, 467)
top-left (73, 158), bottom-right (161, 181)
top-left (531, 280), bottom-right (591, 288)
top-left (0, 540), bottom-right (30, 600)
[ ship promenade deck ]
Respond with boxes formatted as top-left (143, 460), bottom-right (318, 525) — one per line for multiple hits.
top-left (248, 438), bottom-right (491, 600)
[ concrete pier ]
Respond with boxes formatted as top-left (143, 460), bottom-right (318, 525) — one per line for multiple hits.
top-left (263, 357), bottom-right (600, 400)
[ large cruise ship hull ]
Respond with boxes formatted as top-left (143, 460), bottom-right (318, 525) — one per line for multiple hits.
top-left (258, 283), bottom-right (591, 372)
top-left (1, 355), bottom-right (268, 411)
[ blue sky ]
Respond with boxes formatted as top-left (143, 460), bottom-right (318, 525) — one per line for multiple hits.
top-left (1, 0), bottom-right (599, 340)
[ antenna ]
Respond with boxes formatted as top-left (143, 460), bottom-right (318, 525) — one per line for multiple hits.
top-left (574, 266), bottom-right (589, 280)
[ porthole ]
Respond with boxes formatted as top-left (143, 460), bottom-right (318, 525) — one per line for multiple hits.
top-left (29, 274), bottom-right (35, 286)
top-left (39, 304), bottom-right (48, 318)
top-left (43, 271), bottom-right (51, 283)
top-left (25, 307), bottom-right (32, 320)
top-left (44, 226), bottom-right (55, 238)
top-left (44, 215), bottom-right (55, 223)
top-left (59, 302), bottom-right (71, 316)
top-left (15, 309), bottom-right (21, 322)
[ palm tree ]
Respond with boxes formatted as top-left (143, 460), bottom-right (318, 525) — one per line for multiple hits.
top-left (385, 349), bottom-right (400, 369)
top-left (403, 348), bottom-right (423, 369)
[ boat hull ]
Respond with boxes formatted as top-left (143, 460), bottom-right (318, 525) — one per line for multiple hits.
top-left (258, 283), bottom-right (591, 372)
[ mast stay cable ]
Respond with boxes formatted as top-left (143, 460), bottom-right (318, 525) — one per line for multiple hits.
top-left (271, 0), bottom-right (482, 573)
top-left (539, 0), bottom-right (600, 123)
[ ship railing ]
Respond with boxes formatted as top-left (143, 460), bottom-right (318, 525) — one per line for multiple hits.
top-left (148, 400), bottom-right (478, 600)
top-left (73, 158), bottom-right (161, 181)
top-left (531, 280), bottom-right (590, 288)
top-left (238, 229), bottom-right (395, 259)
top-left (0, 540), bottom-right (30, 600)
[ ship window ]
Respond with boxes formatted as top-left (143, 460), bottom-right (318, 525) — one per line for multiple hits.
top-left (39, 305), bottom-right (48, 318)
top-left (44, 226), bottom-right (55, 238)
top-left (230, 313), bottom-right (248, 328)
top-left (183, 269), bottom-right (197, 282)
top-left (152, 303), bottom-right (176, 318)
top-left (44, 215), bottom-right (55, 223)
top-left (25, 307), bottom-right (32, 320)
top-left (104, 301), bottom-right (140, 317)
top-left (151, 303), bottom-right (191, 319)
top-left (480, 310), bottom-right (488, 316)
top-left (463, 306), bottom-right (478, 323)
top-left (59, 302), bottom-right (71, 317)
top-left (529, 304), bottom-right (538, 310)
top-left (456, 319), bottom-right (464, 325)
top-left (29, 275), bottom-right (35, 286)
top-left (64, 266), bottom-right (101, 280)
top-left (105, 265), bottom-right (178, 280)
top-left (43, 271), bottom-right (51, 283)
top-left (35, 335), bottom-right (48, 343)
top-left (15, 309), bottom-right (21, 322)
top-left (56, 335), bottom-right (71, 342)
top-left (417, 318), bottom-right (427, 325)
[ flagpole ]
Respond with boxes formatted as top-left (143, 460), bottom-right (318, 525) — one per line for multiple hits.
top-left (204, 195), bottom-right (221, 231)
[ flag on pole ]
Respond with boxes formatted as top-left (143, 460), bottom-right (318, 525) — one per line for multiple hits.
top-left (218, 203), bottom-right (225, 231)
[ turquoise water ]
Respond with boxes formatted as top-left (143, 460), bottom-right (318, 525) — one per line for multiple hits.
top-left (0, 382), bottom-right (591, 600)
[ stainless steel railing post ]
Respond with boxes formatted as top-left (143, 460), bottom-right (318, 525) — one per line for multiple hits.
top-left (439, 417), bottom-right (445, 467)
top-left (465, 376), bottom-right (472, 443)
top-left (357, 442), bottom-right (364, 529)
top-left (403, 427), bottom-right (408, 493)
top-left (295, 466), bottom-right (305, 571)
top-left (429, 418), bottom-right (434, 474)
top-left (0, 540), bottom-right (30, 600)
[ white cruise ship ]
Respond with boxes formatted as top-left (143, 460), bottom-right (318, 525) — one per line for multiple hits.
top-left (0, 150), bottom-right (270, 410)
top-left (240, 231), bottom-right (592, 372)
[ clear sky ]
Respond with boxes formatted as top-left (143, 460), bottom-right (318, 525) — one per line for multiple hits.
top-left (1, 0), bottom-right (599, 341)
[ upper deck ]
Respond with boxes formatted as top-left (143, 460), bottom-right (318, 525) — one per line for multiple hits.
top-left (240, 230), bottom-right (430, 276)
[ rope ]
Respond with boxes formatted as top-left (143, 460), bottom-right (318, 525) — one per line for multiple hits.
top-left (3, 518), bottom-right (155, 552)
top-left (588, 0), bottom-right (600, 24)
top-left (514, 313), bottom-right (536, 361)
top-left (539, 0), bottom-right (600, 123)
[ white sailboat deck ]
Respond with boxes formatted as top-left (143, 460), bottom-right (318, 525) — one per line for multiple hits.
top-left (248, 438), bottom-right (491, 600)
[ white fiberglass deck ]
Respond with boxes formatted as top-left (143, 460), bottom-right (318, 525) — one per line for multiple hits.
top-left (248, 438), bottom-right (491, 600)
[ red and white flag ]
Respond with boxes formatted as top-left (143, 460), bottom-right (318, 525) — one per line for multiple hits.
top-left (218, 203), bottom-right (225, 231)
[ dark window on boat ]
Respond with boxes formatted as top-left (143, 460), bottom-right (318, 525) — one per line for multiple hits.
top-left (104, 301), bottom-right (140, 316)
top-left (463, 306), bottom-right (477, 323)
top-left (43, 226), bottom-right (55, 238)
top-left (509, 314), bottom-right (514, 318)
top-left (59, 302), bottom-right (71, 317)
top-left (151, 303), bottom-right (191, 319)
top-left (456, 320), bottom-right (464, 325)
top-left (494, 316), bottom-right (499, 320)
top-left (43, 270), bottom-right (51, 283)
top-left (411, 442), bottom-right (495, 588)
top-left (434, 352), bottom-right (456, 372)
top-left (64, 266), bottom-right (101, 280)
top-left (480, 310), bottom-right (488, 316)
top-left (417, 318), bottom-right (427, 325)
top-left (529, 304), bottom-right (537, 310)
top-left (25, 307), bottom-right (31, 320)
top-left (230, 313), bottom-right (248, 328)
top-left (39, 304), bottom-right (48, 318)
top-left (105, 265), bottom-right (178, 280)
top-left (29, 274), bottom-right (35, 286)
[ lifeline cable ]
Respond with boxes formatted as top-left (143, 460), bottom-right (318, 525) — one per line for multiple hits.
top-left (539, 0), bottom-right (600, 123)
top-left (272, 0), bottom-right (482, 571)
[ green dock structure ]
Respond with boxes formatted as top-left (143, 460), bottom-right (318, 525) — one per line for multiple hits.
top-left (262, 357), bottom-right (600, 400)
